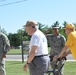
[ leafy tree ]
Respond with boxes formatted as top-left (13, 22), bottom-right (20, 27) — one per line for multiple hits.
top-left (62, 21), bottom-right (67, 28)
top-left (38, 22), bottom-right (44, 29)
top-left (38, 22), bottom-right (52, 34)
top-left (51, 21), bottom-right (60, 28)
top-left (61, 21), bottom-right (68, 38)
top-left (8, 33), bottom-right (21, 48)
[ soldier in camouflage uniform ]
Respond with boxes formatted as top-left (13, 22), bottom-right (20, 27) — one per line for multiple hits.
top-left (46, 26), bottom-right (66, 75)
top-left (0, 32), bottom-right (10, 75)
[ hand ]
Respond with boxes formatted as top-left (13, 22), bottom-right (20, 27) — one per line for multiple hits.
top-left (62, 53), bottom-right (66, 57)
top-left (59, 54), bottom-right (63, 58)
top-left (2, 54), bottom-right (6, 58)
top-left (23, 64), bottom-right (28, 72)
top-left (53, 55), bottom-right (58, 61)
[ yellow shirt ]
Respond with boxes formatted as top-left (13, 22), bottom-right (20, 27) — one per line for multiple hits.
top-left (65, 31), bottom-right (76, 60)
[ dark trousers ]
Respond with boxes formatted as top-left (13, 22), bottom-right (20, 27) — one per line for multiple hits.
top-left (28, 55), bottom-right (50, 75)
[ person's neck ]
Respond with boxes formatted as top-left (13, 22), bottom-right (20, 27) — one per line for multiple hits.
top-left (54, 33), bottom-right (59, 36)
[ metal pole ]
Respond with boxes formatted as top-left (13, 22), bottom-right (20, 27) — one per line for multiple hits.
top-left (21, 40), bottom-right (24, 63)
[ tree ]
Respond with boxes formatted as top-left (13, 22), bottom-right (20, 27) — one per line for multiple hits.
top-left (38, 22), bottom-right (45, 31)
top-left (8, 33), bottom-right (21, 48)
top-left (8, 28), bottom-right (32, 48)
top-left (61, 21), bottom-right (68, 38)
top-left (17, 29), bottom-right (31, 41)
top-left (62, 21), bottom-right (67, 28)
top-left (51, 21), bottom-right (60, 28)
top-left (38, 22), bottom-right (52, 34)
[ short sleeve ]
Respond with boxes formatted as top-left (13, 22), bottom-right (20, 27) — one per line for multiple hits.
top-left (65, 33), bottom-right (73, 47)
top-left (31, 35), bottom-right (40, 46)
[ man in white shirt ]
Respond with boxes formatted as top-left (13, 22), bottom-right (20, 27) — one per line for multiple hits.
top-left (23, 20), bottom-right (50, 75)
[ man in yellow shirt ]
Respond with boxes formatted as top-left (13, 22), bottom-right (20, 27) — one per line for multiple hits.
top-left (57, 23), bottom-right (76, 60)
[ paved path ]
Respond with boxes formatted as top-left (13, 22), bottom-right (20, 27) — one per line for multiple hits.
top-left (6, 54), bottom-right (76, 61)
top-left (66, 54), bottom-right (76, 61)
top-left (67, 54), bottom-right (74, 60)
top-left (6, 55), bottom-right (27, 61)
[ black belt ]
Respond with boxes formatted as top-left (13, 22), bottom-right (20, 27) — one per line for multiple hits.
top-left (35, 54), bottom-right (48, 58)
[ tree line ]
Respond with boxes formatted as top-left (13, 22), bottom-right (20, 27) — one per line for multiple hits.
top-left (1, 21), bottom-right (76, 48)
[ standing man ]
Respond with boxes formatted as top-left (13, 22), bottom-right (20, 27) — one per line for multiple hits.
top-left (23, 20), bottom-right (50, 75)
top-left (46, 25), bottom-right (66, 75)
top-left (0, 32), bottom-right (10, 75)
top-left (57, 23), bottom-right (76, 60)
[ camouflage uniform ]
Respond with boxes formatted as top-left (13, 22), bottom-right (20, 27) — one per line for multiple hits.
top-left (0, 32), bottom-right (10, 75)
top-left (47, 34), bottom-right (66, 75)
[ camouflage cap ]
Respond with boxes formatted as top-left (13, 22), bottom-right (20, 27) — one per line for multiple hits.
top-left (52, 25), bottom-right (59, 29)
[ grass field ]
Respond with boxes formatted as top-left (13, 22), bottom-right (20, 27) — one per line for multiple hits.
top-left (6, 61), bottom-right (76, 75)
top-left (6, 61), bottom-right (28, 75)
top-left (7, 47), bottom-right (50, 55)
top-left (6, 49), bottom-right (76, 75)
top-left (7, 49), bottom-right (29, 55)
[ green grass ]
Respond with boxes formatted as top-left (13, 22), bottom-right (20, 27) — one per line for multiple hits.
top-left (7, 49), bottom-right (29, 55)
top-left (6, 61), bottom-right (29, 75)
top-left (64, 61), bottom-right (76, 75)
top-left (7, 47), bottom-right (50, 55)
top-left (7, 49), bottom-right (22, 54)
top-left (7, 49), bottom-right (76, 75)
top-left (6, 61), bottom-right (76, 75)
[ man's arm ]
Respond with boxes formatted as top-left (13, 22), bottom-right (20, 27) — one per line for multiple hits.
top-left (0, 33), bottom-right (10, 58)
top-left (58, 46), bottom-right (69, 58)
top-left (23, 45), bottom-right (38, 72)
top-left (27, 45), bottom-right (38, 63)
top-left (63, 50), bottom-right (71, 57)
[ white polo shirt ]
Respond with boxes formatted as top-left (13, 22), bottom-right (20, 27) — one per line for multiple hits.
top-left (29, 29), bottom-right (48, 56)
